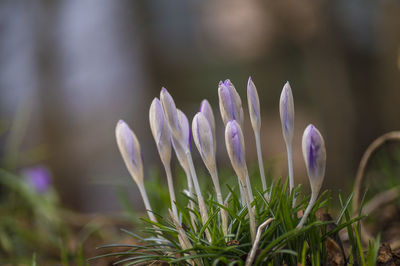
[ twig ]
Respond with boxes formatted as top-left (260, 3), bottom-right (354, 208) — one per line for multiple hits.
top-left (353, 131), bottom-right (400, 214)
top-left (352, 131), bottom-right (400, 245)
top-left (245, 218), bottom-right (274, 266)
top-left (362, 186), bottom-right (400, 215)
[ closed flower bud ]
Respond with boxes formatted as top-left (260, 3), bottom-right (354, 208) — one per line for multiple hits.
top-left (279, 82), bottom-right (294, 143)
top-left (247, 77), bottom-right (261, 131)
top-left (218, 80), bottom-right (244, 128)
top-left (302, 124), bottom-right (326, 194)
top-left (297, 124), bottom-right (326, 228)
top-left (115, 120), bottom-right (144, 185)
top-left (247, 76), bottom-right (267, 194)
top-left (149, 98), bottom-right (171, 165)
top-left (192, 112), bottom-right (215, 172)
top-left (160, 87), bottom-right (182, 140)
top-left (177, 109), bottom-right (192, 150)
top-left (225, 120), bottom-right (247, 181)
top-left (171, 109), bottom-right (191, 171)
top-left (225, 120), bottom-right (256, 241)
top-left (200, 99), bottom-right (216, 154)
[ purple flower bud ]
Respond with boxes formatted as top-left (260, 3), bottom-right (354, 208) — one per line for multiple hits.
top-left (302, 124), bottom-right (326, 193)
top-left (192, 112), bottom-right (215, 172)
top-left (279, 82), bottom-right (294, 143)
top-left (225, 120), bottom-right (247, 180)
top-left (115, 120), bottom-right (144, 184)
top-left (177, 109), bottom-right (191, 150)
top-left (149, 98), bottom-right (172, 165)
top-left (218, 80), bottom-right (244, 128)
top-left (170, 109), bottom-right (192, 171)
top-left (23, 166), bottom-right (51, 193)
top-left (160, 87), bottom-right (181, 139)
top-left (247, 76), bottom-right (261, 130)
top-left (200, 99), bottom-right (216, 153)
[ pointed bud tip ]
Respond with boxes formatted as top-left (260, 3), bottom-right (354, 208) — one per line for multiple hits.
top-left (224, 79), bottom-right (232, 86)
top-left (200, 99), bottom-right (208, 110)
top-left (151, 97), bottom-right (160, 102)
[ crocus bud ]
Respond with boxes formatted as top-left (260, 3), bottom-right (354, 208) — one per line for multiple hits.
top-left (247, 76), bottom-right (267, 194)
top-left (200, 99), bottom-right (216, 154)
top-left (192, 112), bottom-right (215, 173)
top-left (225, 120), bottom-right (256, 241)
top-left (297, 124), bottom-right (326, 228)
top-left (171, 109), bottom-right (192, 172)
top-left (225, 120), bottom-right (247, 181)
top-left (160, 87), bottom-right (182, 140)
top-left (149, 98), bottom-right (171, 165)
top-left (279, 82), bottom-right (294, 143)
top-left (177, 109), bottom-right (191, 150)
top-left (218, 79), bottom-right (244, 128)
top-left (302, 124), bottom-right (326, 194)
top-left (225, 79), bottom-right (244, 125)
top-left (115, 120), bottom-right (143, 185)
top-left (247, 76), bottom-right (261, 131)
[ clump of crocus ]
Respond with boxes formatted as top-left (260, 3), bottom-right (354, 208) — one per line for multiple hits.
top-left (297, 124), bottom-right (326, 228)
top-left (247, 77), bottom-right (267, 194)
top-left (115, 120), bottom-right (157, 224)
top-left (225, 120), bottom-right (256, 241)
top-left (107, 76), bottom-right (347, 266)
top-left (279, 82), bottom-right (295, 194)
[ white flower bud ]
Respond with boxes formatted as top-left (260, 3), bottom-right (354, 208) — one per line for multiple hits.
top-left (115, 120), bottom-right (143, 185)
top-left (192, 112), bottom-right (215, 173)
top-left (200, 99), bottom-right (216, 154)
top-left (225, 120), bottom-right (247, 181)
top-left (279, 82), bottom-right (294, 143)
top-left (149, 98), bottom-right (171, 165)
top-left (247, 76), bottom-right (261, 131)
top-left (302, 124), bottom-right (326, 195)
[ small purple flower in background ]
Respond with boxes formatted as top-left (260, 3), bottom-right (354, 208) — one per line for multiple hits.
top-left (23, 166), bottom-right (52, 193)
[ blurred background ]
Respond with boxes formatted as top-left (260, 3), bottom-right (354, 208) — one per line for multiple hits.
top-left (1, 0), bottom-right (400, 215)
